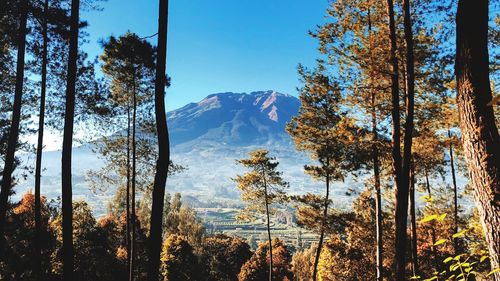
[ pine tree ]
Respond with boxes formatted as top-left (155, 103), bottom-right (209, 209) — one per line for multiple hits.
top-left (0, 0), bottom-right (29, 254)
top-left (455, 0), bottom-right (500, 277)
top-left (233, 149), bottom-right (288, 281)
top-left (99, 32), bottom-right (156, 280)
top-left (147, 0), bottom-right (171, 279)
top-left (61, 0), bottom-right (80, 279)
top-left (287, 64), bottom-right (359, 281)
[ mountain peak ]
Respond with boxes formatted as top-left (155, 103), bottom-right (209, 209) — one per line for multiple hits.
top-left (168, 91), bottom-right (300, 147)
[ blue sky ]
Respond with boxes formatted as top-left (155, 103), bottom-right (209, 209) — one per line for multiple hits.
top-left (81, 0), bottom-right (329, 111)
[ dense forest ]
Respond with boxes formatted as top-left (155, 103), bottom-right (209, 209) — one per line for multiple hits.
top-left (0, 0), bottom-right (499, 280)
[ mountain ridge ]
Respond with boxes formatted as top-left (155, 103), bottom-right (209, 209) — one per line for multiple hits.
top-left (168, 90), bottom-right (300, 148)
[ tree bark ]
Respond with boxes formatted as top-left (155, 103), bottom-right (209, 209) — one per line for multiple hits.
top-left (147, 0), bottom-right (171, 279)
top-left (61, 0), bottom-right (80, 280)
top-left (130, 76), bottom-right (137, 281)
top-left (263, 172), bottom-right (273, 281)
top-left (384, 0), bottom-right (411, 279)
top-left (368, 9), bottom-right (383, 280)
top-left (312, 172), bottom-right (329, 281)
top-left (424, 170), bottom-right (438, 265)
top-left (126, 104), bottom-right (131, 281)
top-left (448, 129), bottom-right (459, 252)
top-left (34, 0), bottom-right (49, 279)
top-left (0, 0), bottom-right (28, 250)
top-left (409, 163), bottom-right (419, 277)
top-left (456, 0), bottom-right (500, 278)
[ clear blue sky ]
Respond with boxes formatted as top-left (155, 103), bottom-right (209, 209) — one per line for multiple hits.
top-left (81, 0), bottom-right (329, 111)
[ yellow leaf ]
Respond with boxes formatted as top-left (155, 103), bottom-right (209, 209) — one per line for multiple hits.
top-left (434, 239), bottom-right (447, 246)
top-left (452, 230), bottom-right (466, 238)
top-left (443, 257), bottom-right (453, 263)
top-left (420, 214), bottom-right (438, 223)
top-left (487, 268), bottom-right (500, 277)
top-left (437, 213), bottom-right (447, 221)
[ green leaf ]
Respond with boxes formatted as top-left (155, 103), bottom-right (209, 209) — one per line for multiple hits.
top-left (480, 255), bottom-right (489, 263)
top-left (420, 214), bottom-right (438, 223)
top-left (434, 239), bottom-right (447, 246)
top-left (424, 277), bottom-right (438, 281)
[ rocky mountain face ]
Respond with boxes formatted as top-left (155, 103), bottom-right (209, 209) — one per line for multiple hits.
top-left (168, 90), bottom-right (300, 149)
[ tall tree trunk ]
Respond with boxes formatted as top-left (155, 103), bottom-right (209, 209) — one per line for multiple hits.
top-left (396, 0), bottom-right (416, 279)
top-left (126, 105), bottom-right (131, 281)
top-left (312, 173), bottom-right (329, 281)
top-left (147, 0), bottom-right (171, 279)
top-left (456, 2), bottom-right (500, 277)
top-left (0, 0), bottom-right (28, 249)
top-left (263, 174), bottom-right (273, 281)
top-left (34, 0), bottom-right (49, 279)
top-left (372, 100), bottom-right (383, 281)
top-left (368, 9), bottom-right (383, 280)
top-left (448, 129), bottom-right (459, 253)
top-left (384, 0), bottom-right (411, 279)
top-left (61, 0), bottom-right (80, 279)
top-left (130, 80), bottom-right (137, 281)
top-left (409, 163), bottom-right (419, 277)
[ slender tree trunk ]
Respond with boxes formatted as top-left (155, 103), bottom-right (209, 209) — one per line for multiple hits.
top-left (456, 1), bottom-right (500, 277)
top-left (0, 0), bottom-right (28, 249)
top-left (384, 0), bottom-right (411, 279)
top-left (130, 79), bottom-right (137, 281)
top-left (368, 9), bottom-right (383, 280)
top-left (397, 0), bottom-right (416, 279)
top-left (312, 172), bottom-right (330, 281)
top-left (448, 129), bottom-right (459, 252)
top-left (34, 0), bottom-right (49, 279)
top-left (424, 169), bottom-right (438, 265)
top-left (372, 107), bottom-right (383, 281)
top-left (126, 105), bottom-right (131, 281)
top-left (61, 0), bottom-right (80, 279)
top-left (409, 163), bottom-right (418, 277)
top-left (370, 66), bottom-right (383, 281)
top-left (147, 0), bottom-right (171, 279)
top-left (263, 175), bottom-right (273, 281)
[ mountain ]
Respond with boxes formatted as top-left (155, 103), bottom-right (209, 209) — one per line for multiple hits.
top-left (15, 91), bottom-right (357, 215)
top-left (168, 90), bottom-right (300, 148)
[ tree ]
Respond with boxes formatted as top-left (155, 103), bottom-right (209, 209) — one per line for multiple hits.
top-left (99, 31), bottom-right (156, 280)
top-left (200, 234), bottom-right (252, 281)
top-left (455, 0), bottom-right (500, 278)
top-left (33, 0), bottom-right (49, 278)
top-left (0, 0), bottom-right (29, 253)
top-left (51, 201), bottom-right (124, 281)
top-left (291, 244), bottom-right (315, 281)
top-left (239, 238), bottom-right (293, 281)
top-left (61, 0), bottom-right (80, 279)
top-left (160, 234), bottom-right (199, 281)
top-left (147, 0), bottom-right (171, 278)
top-left (233, 149), bottom-right (288, 281)
top-left (287, 64), bottom-right (358, 281)
top-left (2, 191), bottom-right (57, 280)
